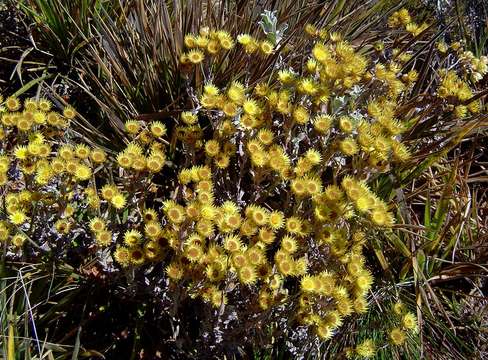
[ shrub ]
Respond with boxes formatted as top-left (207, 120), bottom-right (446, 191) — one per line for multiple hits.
top-left (1, 5), bottom-right (487, 359)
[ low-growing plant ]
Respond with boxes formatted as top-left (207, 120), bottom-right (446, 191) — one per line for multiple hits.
top-left (1, 5), bottom-right (487, 360)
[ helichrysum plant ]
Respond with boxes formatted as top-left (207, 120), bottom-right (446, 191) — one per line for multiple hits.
top-left (1, 7), bottom-right (485, 358)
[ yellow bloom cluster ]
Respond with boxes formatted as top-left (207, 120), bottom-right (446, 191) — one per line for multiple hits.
top-left (0, 95), bottom-right (106, 248)
top-left (458, 51), bottom-right (488, 83)
top-left (438, 40), bottom-right (488, 83)
top-left (165, 24), bottom-right (422, 340)
top-left (437, 69), bottom-right (481, 117)
top-left (181, 28), bottom-right (234, 64)
top-left (388, 301), bottom-right (418, 346)
top-left (1, 7), bottom-right (483, 348)
top-left (388, 8), bottom-right (429, 36)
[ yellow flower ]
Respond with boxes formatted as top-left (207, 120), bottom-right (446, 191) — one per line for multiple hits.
top-left (0, 222), bottom-right (10, 241)
top-left (181, 111), bottom-right (198, 125)
top-left (164, 201), bottom-right (186, 224)
top-left (246, 246), bottom-right (265, 266)
top-left (402, 312), bottom-right (417, 330)
top-left (260, 41), bottom-right (274, 55)
top-left (24, 98), bottom-right (38, 111)
top-left (237, 34), bottom-right (253, 45)
top-left (247, 205), bottom-right (268, 226)
top-left (238, 265), bottom-right (257, 284)
top-left (95, 230), bottom-right (112, 246)
top-left (166, 262), bottom-right (184, 281)
top-left (285, 216), bottom-right (302, 234)
top-left (218, 32), bottom-right (234, 50)
top-left (187, 49), bottom-right (205, 64)
top-left (14, 146), bottom-right (29, 160)
top-left (114, 247), bottom-right (131, 267)
top-left (59, 145), bottom-right (74, 160)
top-left (184, 34), bottom-right (197, 48)
top-left (75, 164), bottom-right (92, 181)
top-left (300, 275), bottom-right (316, 293)
top-left (312, 43), bottom-right (330, 63)
top-left (75, 144), bottom-right (91, 159)
top-left (277, 257), bottom-right (294, 276)
top-left (38, 98), bottom-right (52, 112)
top-left (223, 234), bottom-right (242, 253)
top-left (256, 129), bottom-right (274, 145)
top-left (204, 140), bottom-right (220, 157)
top-left (316, 325), bottom-right (333, 341)
top-left (339, 138), bottom-right (359, 156)
top-left (355, 271), bottom-right (373, 290)
top-left (125, 120), bottom-right (141, 134)
top-left (117, 152), bottom-right (133, 169)
top-left (292, 106), bottom-right (309, 125)
top-left (268, 211), bottom-right (284, 229)
top-left (124, 230), bottom-right (142, 247)
top-left (227, 81), bottom-right (246, 104)
top-left (281, 235), bottom-right (298, 253)
top-left (111, 193), bottom-right (127, 210)
top-left (130, 248), bottom-right (145, 265)
top-left (90, 148), bottom-right (107, 163)
top-left (150, 121), bottom-right (167, 138)
top-left (9, 211), bottom-right (27, 225)
top-left (89, 217), bottom-right (106, 233)
top-left (146, 155), bottom-right (164, 173)
top-left (33, 111), bottom-right (46, 124)
top-left (242, 99), bottom-right (260, 116)
top-left (12, 233), bottom-right (27, 247)
top-left (101, 184), bottom-right (118, 200)
top-left (298, 78), bottom-right (318, 95)
top-left (0, 172), bottom-right (7, 186)
top-left (339, 116), bottom-right (354, 133)
top-left (185, 244), bottom-right (203, 262)
top-left (55, 219), bottom-right (71, 234)
top-left (355, 339), bottom-right (376, 358)
top-left (6, 96), bottom-right (21, 111)
top-left (63, 105), bottom-right (76, 119)
top-left (389, 327), bottom-right (406, 346)
top-left (277, 69), bottom-right (295, 84)
top-left (16, 117), bottom-right (33, 131)
top-left (65, 160), bottom-right (79, 174)
top-left (323, 310), bottom-right (342, 329)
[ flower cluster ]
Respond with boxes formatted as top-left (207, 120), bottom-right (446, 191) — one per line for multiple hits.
top-left (166, 17), bottom-right (421, 344)
top-left (181, 28), bottom-right (235, 64)
top-left (387, 8), bottom-right (429, 36)
top-left (388, 301), bottom-right (418, 346)
top-left (1, 7), bottom-right (484, 357)
top-left (0, 95), bottom-right (105, 248)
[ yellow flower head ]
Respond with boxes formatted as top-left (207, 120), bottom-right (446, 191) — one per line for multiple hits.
top-left (12, 233), bottom-right (27, 247)
top-left (74, 164), bottom-right (92, 181)
top-left (389, 327), bottom-right (406, 346)
top-left (238, 265), bottom-right (257, 284)
top-left (90, 149), bottom-right (107, 163)
top-left (9, 211), bottom-right (27, 225)
top-left (187, 49), bottom-right (205, 64)
top-left (111, 193), bottom-right (127, 210)
top-left (63, 105), bottom-right (76, 120)
top-left (150, 121), bottom-right (167, 138)
top-left (124, 229), bottom-right (142, 247)
top-left (101, 184), bottom-right (118, 200)
top-left (89, 217), bottom-right (106, 233)
top-left (95, 230), bottom-right (112, 246)
top-left (114, 247), bottom-right (131, 267)
top-left (260, 41), bottom-right (274, 55)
